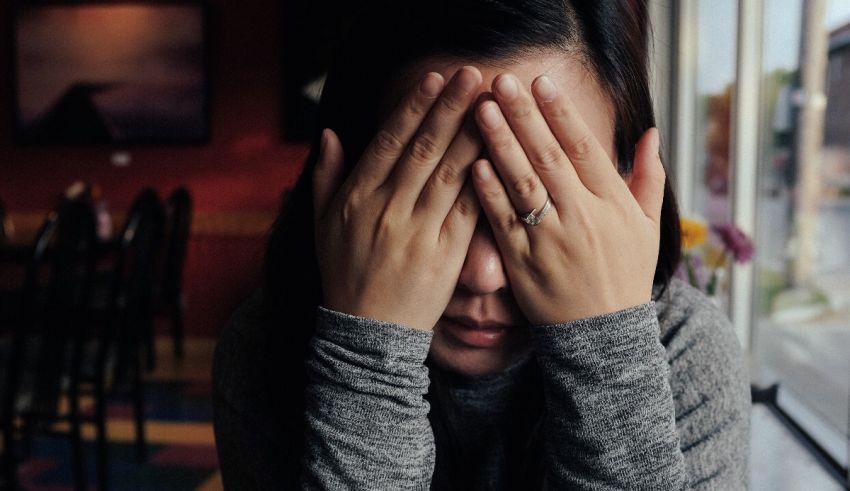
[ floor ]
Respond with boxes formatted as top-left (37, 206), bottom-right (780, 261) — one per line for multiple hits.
top-left (8, 338), bottom-right (846, 490)
top-left (750, 405), bottom-right (844, 491)
top-left (12, 338), bottom-right (222, 491)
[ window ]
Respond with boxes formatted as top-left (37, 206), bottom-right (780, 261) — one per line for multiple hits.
top-left (656, 0), bottom-right (850, 478)
top-left (751, 0), bottom-right (850, 469)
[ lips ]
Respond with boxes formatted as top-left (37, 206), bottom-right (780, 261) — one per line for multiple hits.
top-left (439, 315), bottom-right (510, 349)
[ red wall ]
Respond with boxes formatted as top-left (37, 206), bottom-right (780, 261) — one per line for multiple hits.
top-left (0, 0), bottom-right (309, 337)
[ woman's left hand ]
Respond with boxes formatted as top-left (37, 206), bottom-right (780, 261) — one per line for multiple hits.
top-left (471, 73), bottom-right (666, 326)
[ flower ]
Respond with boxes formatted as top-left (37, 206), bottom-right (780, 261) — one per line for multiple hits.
top-left (711, 223), bottom-right (754, 263)
top-left (680, 217), bottom-right (708, 249)
top-left (678, 217), bottom-right (755, 296)
top-left (703, 244), bottom-right (727, 268)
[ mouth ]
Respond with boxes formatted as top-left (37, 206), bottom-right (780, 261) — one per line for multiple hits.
top-left (439, 316), bottom-right (511, 349)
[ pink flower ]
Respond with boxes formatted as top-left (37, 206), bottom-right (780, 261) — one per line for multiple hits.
top-left (711, 223), bottom-right (754, 263)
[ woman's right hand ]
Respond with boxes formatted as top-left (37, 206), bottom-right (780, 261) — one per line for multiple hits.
top-left (313, 67), bottom-right (485, 331)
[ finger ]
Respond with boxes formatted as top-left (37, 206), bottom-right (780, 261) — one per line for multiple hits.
top-left (440, 179), bottom-right (480, 249)
top-left (470, 159), bottom-right (529, 256)
top-left (475, 98), bottom-right (550, 218)
top-left (349, 72), bottom-right (445, 191)
top-left (492, 74), bottom-right (581, 205)
top-left (531, 75), bottom-right (626, 198)
top-left (628, 128), bottom-right (665, 222)
top-left (415, 116), bottom-right (483, 224)
top-left (313, 128), bottom-right (345, 219)
top-left (390, 66), bottom-right (483, 205)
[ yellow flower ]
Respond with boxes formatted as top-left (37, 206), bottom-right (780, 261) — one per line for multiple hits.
top-left (704, 244), bottom-right (728, 268)
top-left (680, 217), bottom-right (708, 250)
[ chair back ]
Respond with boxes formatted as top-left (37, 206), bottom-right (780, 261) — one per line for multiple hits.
top-left (106, 189), bottom-right (164, 383)
top-left (160, 188), bottom-right (192, 307)
top-left (4, 200), bottom-right (98, 422)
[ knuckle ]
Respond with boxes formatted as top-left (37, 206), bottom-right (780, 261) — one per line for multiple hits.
top-left (567, 132), bottom-right (596, 160)
top-left (511, 173), bottom-right (541, 199)
top-left (438, 94), bottom-right (465, 114)
top-left (340, 196), bottom-right (359, 225)
top-left (544, 103), bottom-right (568, 121)
top-left (509, 104), bottom-right (534, 122)
top-left (407, 96), bottom-right (429, 118)
top-left (408, 134), bottom-right (441, 164)
top-left (375, 207), bottom-right (399, 239)
top-left (481, 184), bottom-right (503, 203)
top-left (452, 197), bottom-right (476, 218)
top-left (372, 129), bottom-right (405, 160)
top-left (490, 134), bottom-right (515, 155)
top-left (496, 213), bottom-right (519, 234)
top-left (534, 140), bottom-right (565, 172)
top-left (433, 162), bottom-right (461, 187)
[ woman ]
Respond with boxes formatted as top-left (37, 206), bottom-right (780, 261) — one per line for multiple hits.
top-left (213, 1), bottom-right (751, 489)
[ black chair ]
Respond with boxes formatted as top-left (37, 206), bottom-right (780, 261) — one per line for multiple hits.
top-left (157, 187), bottom-right (192, 360)
top-left (1, 200), bottom-right (98, 491)
top-left (82, 188), bottom-right (164, 490)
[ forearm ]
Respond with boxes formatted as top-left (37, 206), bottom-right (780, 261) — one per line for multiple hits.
top-left (532, 302), bottom-right (687, 490)
top-left (301, 307), bottom-right (435, 490)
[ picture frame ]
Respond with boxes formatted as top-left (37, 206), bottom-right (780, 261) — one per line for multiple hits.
top-left (12, 1), bottom-right (210, 145)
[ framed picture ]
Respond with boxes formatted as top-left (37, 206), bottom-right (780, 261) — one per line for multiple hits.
top-left (12, 1), bottom-right (210, 144)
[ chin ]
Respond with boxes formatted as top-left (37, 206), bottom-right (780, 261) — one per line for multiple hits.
top-left (428, 321), bottom-right (533, 377)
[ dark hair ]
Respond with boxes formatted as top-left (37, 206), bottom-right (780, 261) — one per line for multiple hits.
top-left (264, 1), bottom-right (681, 488)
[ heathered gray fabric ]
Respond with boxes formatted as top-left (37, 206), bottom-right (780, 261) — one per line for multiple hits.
top-left (213, 278), bottom-right (751, 489)
top-left (428, 353), bottom-right (538, 490)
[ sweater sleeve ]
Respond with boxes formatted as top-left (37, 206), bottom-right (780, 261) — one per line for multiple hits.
top-left (301, 307), bottom-right (436, 490)
top-left (530, 300), bottom-right (750, 490)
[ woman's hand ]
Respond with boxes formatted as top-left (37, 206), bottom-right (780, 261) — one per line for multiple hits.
top-left (313, 67), bottom-right (485, 331)
top-left (471, 73), bottom-right (665, 325)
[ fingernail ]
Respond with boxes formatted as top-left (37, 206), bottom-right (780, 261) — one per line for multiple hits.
top-left (479, 102), bottom-right (504, 130)
top-left (534, 76), bottom-right (558, 102)
top-left (457, 66), bottom-right (481, 93)
top-left (475, 160), bottom-right (491, 180)
top-left (420, 73), bottom-right (443, 98)
top-left (494, 75), bottom-right (519, 101)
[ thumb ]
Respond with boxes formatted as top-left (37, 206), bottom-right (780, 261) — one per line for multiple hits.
top-left (628, 128), bottom-right (666, 223)
top-left (313, 128), bottom-right (345, 219)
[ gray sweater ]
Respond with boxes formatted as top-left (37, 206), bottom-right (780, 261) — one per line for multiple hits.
top-left (213, 278), bottom-right (751, 489)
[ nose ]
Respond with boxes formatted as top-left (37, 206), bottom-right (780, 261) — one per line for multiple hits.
top-left (457, 221), bottom-right (508, 295)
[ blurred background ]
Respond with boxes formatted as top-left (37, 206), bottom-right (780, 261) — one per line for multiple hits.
top-left (0, 0), bottom-right (849, 489)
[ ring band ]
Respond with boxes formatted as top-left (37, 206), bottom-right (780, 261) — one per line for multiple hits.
top-left (519, 196), bottom-right (552, 226)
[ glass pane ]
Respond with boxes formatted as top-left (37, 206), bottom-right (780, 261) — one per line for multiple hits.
top-left (680, 0), bottom-right (739, 312)
top-left (752, 0), bottom-right (850, 466)
top-left (693, 0), bottom-right (738, 226)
